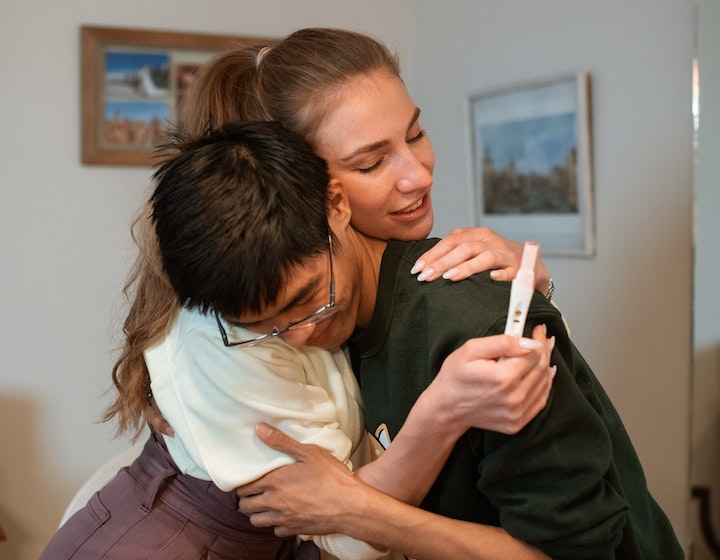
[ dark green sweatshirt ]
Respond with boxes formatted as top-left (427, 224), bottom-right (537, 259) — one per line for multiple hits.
top-left (350, 239), bottom-right (683, 560)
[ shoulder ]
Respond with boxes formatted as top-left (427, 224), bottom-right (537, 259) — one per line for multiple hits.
top-left (145, 307), bottom-right (217, 361)
top-left (145, 307), bottom-right (305, 378)
top-left (382, 239), bottom-right (563, 332)
top-left (385, 239), bottom-right (504, 305)
top-left (385, 238), bottom-right (439, 265)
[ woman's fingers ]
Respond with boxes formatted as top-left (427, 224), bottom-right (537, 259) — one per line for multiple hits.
top-left (412, 227), bottom-right (552, 294)
top-left (412, 227), bottom-right (523, 282)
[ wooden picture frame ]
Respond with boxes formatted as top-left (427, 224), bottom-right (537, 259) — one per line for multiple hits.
top-left (81, 25), bottom-right (276, 166)
top-left (469, 73), bottom-right (594, 257)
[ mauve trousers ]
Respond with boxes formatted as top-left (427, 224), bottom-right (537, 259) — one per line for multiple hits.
top-left (39, 430), bottom-right (319, 560)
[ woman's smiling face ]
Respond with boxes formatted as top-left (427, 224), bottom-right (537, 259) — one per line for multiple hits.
top-left (312, 69), bottom-right (436, 241)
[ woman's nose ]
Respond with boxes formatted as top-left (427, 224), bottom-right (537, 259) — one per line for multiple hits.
top-left (396, 150), bottom-right (434, 193)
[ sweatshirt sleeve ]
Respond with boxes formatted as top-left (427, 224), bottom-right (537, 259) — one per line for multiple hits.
top-left (475, 314), bottom-right (629, 559)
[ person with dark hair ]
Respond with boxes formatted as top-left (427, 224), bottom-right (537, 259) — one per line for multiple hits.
top-left (144, 122), bottom-right (396, 559)
top-left (142, 121), bottom-right (680, 559)
top-left (150, 121), bottom-right (554, 559)
top-left (41, 120), bottom-right (554, 560)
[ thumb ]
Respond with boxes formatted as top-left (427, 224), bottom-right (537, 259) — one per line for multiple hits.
top-left (255, 422), bottom-right (306, 459)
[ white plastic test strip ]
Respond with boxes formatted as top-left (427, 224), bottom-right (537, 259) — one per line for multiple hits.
top-left (504, 241), bottom-right (540, 338)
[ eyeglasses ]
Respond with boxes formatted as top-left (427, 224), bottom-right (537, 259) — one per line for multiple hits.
top-left (215, 236), bottom-right (337, 347)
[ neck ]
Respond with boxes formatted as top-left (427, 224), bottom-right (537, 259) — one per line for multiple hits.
top-left (344, 229), bottom-right (386, 329)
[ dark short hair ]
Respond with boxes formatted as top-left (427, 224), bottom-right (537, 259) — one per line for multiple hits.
top-left (151, 121), bottom-right (331, 318)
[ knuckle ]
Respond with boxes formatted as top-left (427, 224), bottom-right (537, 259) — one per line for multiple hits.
top-left (503, 421), bottom-right (523, 436)
top-left (455, 243), bottom-right (476, 260)
top-left (437, 236), bottom-right (458, 251)
top-left (505, 393), bottom-right (525, 414)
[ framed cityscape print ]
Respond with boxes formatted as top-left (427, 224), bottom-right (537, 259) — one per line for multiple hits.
top-left (469, 73), bottom-right (594, 257)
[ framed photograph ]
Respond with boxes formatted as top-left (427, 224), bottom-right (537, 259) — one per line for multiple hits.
top-left (81, 25), bottom-right (276, 166)
top-left (469, 73), bottom-right (594, 257)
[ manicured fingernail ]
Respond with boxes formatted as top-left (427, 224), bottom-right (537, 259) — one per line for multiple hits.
top-left (550, 365), bottom-right (558, 379)
top-left (442, 268), bottom-right (459, 280)
top-left (164, 426), bottom-right (175, 437)
top-left (417, 268), bottom-right (434, 282)
top-left (549, 336), bottom-right (556, 351)
top-left (411, 260), bottom-right (425, 275)
top-left (490, 270), bottom-right (501, 280)
top-left (519, 338), bottom-right (542, 349)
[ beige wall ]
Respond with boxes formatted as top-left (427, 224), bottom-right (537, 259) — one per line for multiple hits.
top-left (0, 0), bottom-right (703, 558)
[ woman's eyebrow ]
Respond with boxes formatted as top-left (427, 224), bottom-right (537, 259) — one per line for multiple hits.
top-left (407, 107), bottom-right (421, 132)
top-left (337, 107), bottom-right (422, 164)
top-left (337, 140), bottom-right (389, 164)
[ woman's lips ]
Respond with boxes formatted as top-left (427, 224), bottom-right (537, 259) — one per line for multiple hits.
top-left (391, 193), bottom-right (430, 221)
top-left (399, 198), bottom-right (423, 213)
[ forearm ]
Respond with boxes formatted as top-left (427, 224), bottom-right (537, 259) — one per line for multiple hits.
top-left (238, 423), bottom-right (551, 560)
top-left (342, 484), bottom-right (550, 560)
top-left (355, 389), bottom-right (463, 505)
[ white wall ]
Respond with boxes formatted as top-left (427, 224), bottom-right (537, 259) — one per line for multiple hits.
top-left (0, 2), bottom-right (409, 559)
top-left (411, 0), bottom-right (693, 550)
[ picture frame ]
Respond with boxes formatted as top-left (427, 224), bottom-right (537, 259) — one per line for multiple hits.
top-left (468, 73), bottom-right (594, 257)
top-left (81, 25), bottom-right (276, 166)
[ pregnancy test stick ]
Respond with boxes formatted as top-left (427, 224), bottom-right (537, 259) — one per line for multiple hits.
top-left (504, 242), bottom-right (540, 338)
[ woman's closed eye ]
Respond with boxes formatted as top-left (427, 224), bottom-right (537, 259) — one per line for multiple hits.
top-left (407, 128), bottom-right (426, 144)
top-left (355, 130), bottom-right (425, 174)
top-left (357, 157), bottom-right (385, 174)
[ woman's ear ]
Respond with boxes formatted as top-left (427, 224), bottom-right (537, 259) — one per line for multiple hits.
top-left (327, 179), bottom-right (352, 232)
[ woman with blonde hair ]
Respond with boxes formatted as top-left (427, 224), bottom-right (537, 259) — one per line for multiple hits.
top-left (41, 28), bottom-right (555, 560)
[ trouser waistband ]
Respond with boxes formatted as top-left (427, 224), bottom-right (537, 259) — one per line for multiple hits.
top-left (129, 429), bottom-right (276, 540)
